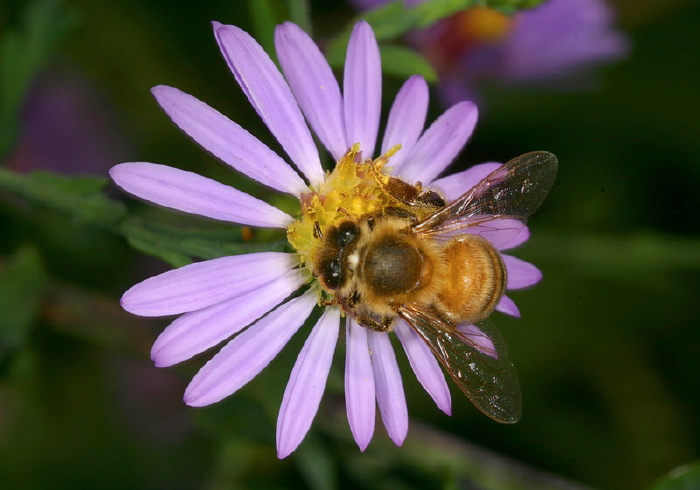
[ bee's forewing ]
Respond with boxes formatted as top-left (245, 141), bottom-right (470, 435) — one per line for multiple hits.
top-left (413, 151), bottom-right (558, 236)
top-left (398, 305), bottom-right (522, 423)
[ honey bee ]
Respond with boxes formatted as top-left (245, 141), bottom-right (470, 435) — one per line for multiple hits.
top-left (312, 151), bottom-right (558, 423)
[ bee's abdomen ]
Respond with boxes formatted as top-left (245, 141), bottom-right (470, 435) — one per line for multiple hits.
top-left (436, 235), bottom-right (506, 324)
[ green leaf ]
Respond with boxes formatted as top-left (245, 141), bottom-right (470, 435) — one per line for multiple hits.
top-left (247, 0), bottom-right (312, 59)
top-left (121, 217), bottom-right (288, 267)
top-left (288, 0), bottom-right (312, 35)
top-left (326, 0), bottom-right (544, 62)
top-left (650, 462), bottom-right (700, 490)
top-left (0, 169), bottom-right (126, 226)
top-left (0, 0), bottom-right (77, 157)
top-left (0, 245), bottom-right (45, 358)
top-left (380, 44), bottom-right (438, 82)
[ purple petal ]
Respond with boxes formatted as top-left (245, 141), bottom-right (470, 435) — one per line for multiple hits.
top-left (277, 307), bottom-right (340, 458)
top-left (121, 252), bottom-right (299, 317)
top-left (394, 320), bottom-right (451, 415)
top-left (502, 254), bottom-right (542, 290)
top-left (345, 320), bottom-right (376, 451)
top-left (382, 75), bottom-right (428, 170)
top-left (151, 85), bottom-right (306, 196)
top-left (184, 291), bottom-right (317, 407)
top-left (344, 21), bottom-right (381, 158)
top-left (110, 162), bottom-right (293, 228)
top-left (498, 223), bottom-right (530, 251)
top-left (496, 295), bottom-right (521, 317)
top-left (151, 268), bottom-right (306, 367)
top-left (213, 23), bottom-right (324, 186)
top-left (464, 218), bottom-right (528, 251)
top-left (430, 162), bottom-right (502, 201)
top-left (275, 23), bottom-right (347, 161)
top-left (457, 324), bottom-right (497, 359)
top-left (397, 101), bottom-right (478, 184)
top-left (368, 331), bottom-right (408, 446)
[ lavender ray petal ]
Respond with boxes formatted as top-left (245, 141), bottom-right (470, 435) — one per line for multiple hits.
top-left (463, 218), bottom-right (528, 251)
top-left (457, 323), bottom-right (497, 359)
top-left (277, 308), bottom-right (340, 458)
top-left (110, 162), bottom-right (293, 228)
top-left (496, 295), bottom-right (521, 318)
top-left (395, 320), bottom-right (451, 415)
top-left (345, 320), bottom-right (376, 451)
top-left (152, 85), bottom-right (306, 196)
top-left (152, 268), bottom-right (306, 367)
top-left (398, 101), bottom-right (478, 184)
top-left (344, 21), bottom-right (381, 158)
top-left (184, 291), bottom-right (317, 407)
top-left (502, 254), bottom-right (543, 290)
top-left (213, 22), bottom-right (324, 187)
top-left (275, 23), bottom-right (347, 161)
top-left (121, 252), bottom-right (299, 317)
top-left (368, 330), bottom-right (408, 446)
top-left (498, 223), bottom-right (530, 251)
top-left (382, 75), bottom-right (428, 170)
top-left (430, 162), bottom-right (502, 201)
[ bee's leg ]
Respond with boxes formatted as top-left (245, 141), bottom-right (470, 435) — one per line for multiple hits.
top-left (312, 221), bottom-right (323, 239)
top-left (355, 314), bottom-right (393, 332)
top-left (362, 207), bottom-right (417, 231)
top-left (383, 206), bottom-right (418, 223)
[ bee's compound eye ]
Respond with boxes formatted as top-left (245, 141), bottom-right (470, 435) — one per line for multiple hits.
top-left (321, 259), bottom-right (343, 289)
top-left (334, 221), bottom-right (360, 247)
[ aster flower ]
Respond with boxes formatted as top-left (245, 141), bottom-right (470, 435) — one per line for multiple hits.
top-left (110, 20), bottom-right (545, 458)
top-left (352, 0), bottom-right (629, 105)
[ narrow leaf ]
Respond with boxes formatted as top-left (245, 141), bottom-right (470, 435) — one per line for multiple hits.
top-left (0, 169), bottom-right (126, 225)
top-left (121, 216), bottom-right (288, 267)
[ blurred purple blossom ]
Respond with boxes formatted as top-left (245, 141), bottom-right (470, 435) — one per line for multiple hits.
top-left (7, 68), bottom-right (131, 174)
top-left (353, 0), bottom-right (629, 105)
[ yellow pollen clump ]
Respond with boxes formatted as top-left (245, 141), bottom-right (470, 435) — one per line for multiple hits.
top-left (287, 144), bottom-right (402, 269)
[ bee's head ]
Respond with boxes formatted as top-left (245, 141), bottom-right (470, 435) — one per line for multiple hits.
top-left (315, 221), bottom-right (360, 290)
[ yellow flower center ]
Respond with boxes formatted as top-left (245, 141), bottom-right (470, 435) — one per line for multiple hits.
top-left (455, 6), bottom-right (512, 44)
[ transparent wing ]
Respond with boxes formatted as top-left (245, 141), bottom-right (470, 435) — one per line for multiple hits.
top-left (413, 151), bottom-right (558, 236)
top-left (398, 305), bottom-right (521, 423)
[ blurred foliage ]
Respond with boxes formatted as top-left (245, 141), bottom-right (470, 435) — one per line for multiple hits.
top-left (0, 170), bottom-right (125, 225)
top-left (0, 245), bottom-right (45, 360)
top-left (651, 462), bottom-right (700, 490)
top-left (324, 0), bottom-right (544, 77)
top-left (0, 0), bottom-right (76, 158)
top-left (0, 0), bottom-right (699, 489)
